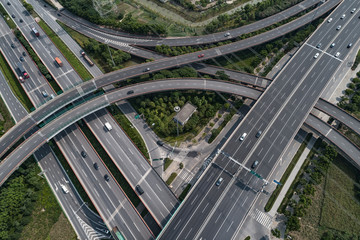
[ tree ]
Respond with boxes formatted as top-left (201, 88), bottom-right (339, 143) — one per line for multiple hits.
top-left (287, 216), bottom-right (300, 231)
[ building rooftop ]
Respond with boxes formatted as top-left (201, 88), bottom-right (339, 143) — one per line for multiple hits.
top-left (173, 102), bottom-right (197, 125)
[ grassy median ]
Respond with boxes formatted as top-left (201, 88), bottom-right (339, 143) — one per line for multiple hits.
top-left (37, 20), bottom-right (93, 81)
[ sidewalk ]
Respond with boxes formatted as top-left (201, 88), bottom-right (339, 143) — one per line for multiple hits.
top-left (268, 136), bottom-right (317, 217)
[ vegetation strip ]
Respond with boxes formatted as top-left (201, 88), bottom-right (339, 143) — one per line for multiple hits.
top-left (264, 133), bottom-right (312, 212)
top-left (0, 156), bottom-right (64, 239)
top-left (166, 172), bottom-right (178, 185)
top-left (0, 52), bottom-right (33, 112)
top-left (107, 105), bottom-right (149, 160)
top-left (37, 20), bottom-right (93, 81)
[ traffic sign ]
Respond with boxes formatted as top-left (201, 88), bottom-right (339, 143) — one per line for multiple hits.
top-left (273, 180), bottom-right (282, 185)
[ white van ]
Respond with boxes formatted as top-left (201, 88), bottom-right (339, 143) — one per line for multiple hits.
top-left (104, 122), bottom-right (112, 131)
top-left (60, 184), bottom-right (69, 194)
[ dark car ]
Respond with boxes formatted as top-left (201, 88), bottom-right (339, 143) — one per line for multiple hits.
top-left (127, 90), bottom-right (134, 94)
top-left (81, 151), bottom-right (87, 158)
top-left (136, 185), bottom-right (144, 195)
top-left (104, 174), bottom-right (110, 182)
top-left (156, 140), bottom-right (164, 146)
top-left (22, 52), bottom-right (26, 56)
top-left (255, 130), bottom-right (262, 138)
top-left (7, 2), bottom-right (10, 5)
top-left (93, 163), bottom-right (98, 170)
top-left (11, 14), bottom-right (15, 18)
top-left (216, 177), bottom-right (223, 186)
top-left (11, 43), bottom-right (15, 48)
top-left (19, 56), bottom-right (24, 62)
top-left (19, 19), bottom-right (23, 23)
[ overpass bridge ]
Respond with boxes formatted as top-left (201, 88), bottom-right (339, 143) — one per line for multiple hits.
top-left (305, 113), bottom-right (360, 168)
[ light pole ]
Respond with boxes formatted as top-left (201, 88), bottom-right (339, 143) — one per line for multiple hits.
top-left (169, 106), bottom-right (180, 157)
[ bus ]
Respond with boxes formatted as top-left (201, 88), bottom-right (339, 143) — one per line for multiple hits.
top-left (111, 226), bottom-right (126, 240)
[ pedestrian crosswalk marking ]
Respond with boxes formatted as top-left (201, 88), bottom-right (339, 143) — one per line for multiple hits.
top-left (250, 209), bottom-right (273, 229)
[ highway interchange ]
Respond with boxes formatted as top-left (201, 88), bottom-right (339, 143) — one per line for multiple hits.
top-left (0, 0), bottom-right (359, 239)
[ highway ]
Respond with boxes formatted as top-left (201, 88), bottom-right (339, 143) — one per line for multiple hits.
top-left (315, 98), bottom-right (360, 135)
top-left (159, 1), bottom-right (360, 239)
top-left (0, 49), bottom-right (106, 240)
top-left (55, 124), bottom-right (154, 240)
top-left (56, 0), bottom-right (322, 47)
top-left (27, 0), bottom-right (103, 77)
top-left (0, 70), bottom-right (28, 121)
top-left (84, 109), bottom-right (179, 227)
top-left (192, 63), bottom-right (271, 88)
top-left (304, 113), bottom-right (360, 165)
top-left (0, 79), bottom-right (262, 186)
top-left (3, 0), bottom-right (83, 89)
top-left (0, 0), bottom-right (340, 161)
top-left (0, 16), bottom-right (54, 107)
top-left (56, 9), bottom-right (165, 60)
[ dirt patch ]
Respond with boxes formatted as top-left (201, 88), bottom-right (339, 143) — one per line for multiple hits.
top-left (47, 213), bottom-right (77, 240)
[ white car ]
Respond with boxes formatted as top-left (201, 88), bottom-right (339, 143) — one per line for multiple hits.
top-left (314, 53), bottom-right (320, 59)
top-left (340, 14), bottom-right (346, 19)
top-left (336, 25), bottom-right (342, 30)
top-left (61, 184), bottom-right (69, 194)
top-left (239, 133), bottom-right (247, 141)
top-left (351, 8), bottom-right (356, 14)
top-left (335, 52), bottom-right (340, 58)
top-left (327, 17), bottom-right (333, 23)
top-left (330, 42), bottom-right (335, 48)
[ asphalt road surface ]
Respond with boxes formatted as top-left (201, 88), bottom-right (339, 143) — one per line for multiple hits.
top-left (84, 109), bottom-right (179, 228)
top-left (315, 98), bottom-right (360, 135)
top-left (55, 124), bottom-right (154, 240)
top-left (56, 0), bottom-right (322, 47)
top-left (3, 0), bottom-right (83, 89)
top-left (0, 0), bottom-right (339, 161)
top-left (159, 1), bottom-right (360, 239)
top-left (305, 113), bottom-right (360, 165)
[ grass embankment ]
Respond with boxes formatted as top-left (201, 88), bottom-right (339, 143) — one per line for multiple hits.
top-left (0, 96), bottom-right (15, 135)
top-left (0, 156), bottom-right (75, 239)
top-left (264, 133), bottom-right (312, 212)
top-left (107, 105), bottom-right (149, 160)
top-left (164, 158), bottom-right (173, 171)
top-left (78, 120), bottom-right (141, 207)
top-left (289, 154), bottom-right (360, 239)
top-left (166, 173), bottom-right (178, 185)
top-left (0, 52), bottom-right (33, 111)
top-left (48, 139), bottom-right (98, 213)
top-left (37, 20), bottom-right (93, 81)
